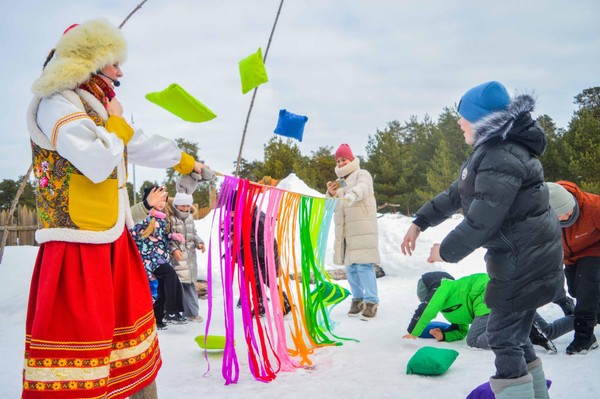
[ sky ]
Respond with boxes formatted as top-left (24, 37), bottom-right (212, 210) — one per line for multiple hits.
top-left (1, 174), bottom-right (600, 398)
top-left (1, 1), bottom-right (599, 188)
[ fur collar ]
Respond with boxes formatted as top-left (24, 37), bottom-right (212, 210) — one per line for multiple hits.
top-left (472, 94), bottom-right (536, 147)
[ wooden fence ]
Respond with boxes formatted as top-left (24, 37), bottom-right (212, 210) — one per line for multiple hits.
top-left (0, 206), bottom-right (39, 246)
top-left (1, 204), bottom-right (214, 248)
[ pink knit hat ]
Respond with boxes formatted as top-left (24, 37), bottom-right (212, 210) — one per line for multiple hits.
top-left (335, 144), bottom-right (354, 161)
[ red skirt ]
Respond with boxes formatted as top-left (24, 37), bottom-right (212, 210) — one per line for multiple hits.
top-left (22, 229), bottom-right (162, 398)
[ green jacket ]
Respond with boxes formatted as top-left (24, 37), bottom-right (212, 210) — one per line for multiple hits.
top-left (410, 273), bottom-right (490, 342)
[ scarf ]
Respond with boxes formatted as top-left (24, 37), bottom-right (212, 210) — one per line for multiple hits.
top-left (79, 74), bottom-right (116, 107)
top-left (334, 157), bottom-right (360, 179)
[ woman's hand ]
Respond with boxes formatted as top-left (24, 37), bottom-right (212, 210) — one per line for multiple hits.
top-left (326, 181), bottom-right (339, 196)
top-left (401, 224), bottom-right (421, 256)
top-left (198, 243), bottom-right (206, 253)
top-left (106, 98), bottom-right (123, 117)
top-left (193, 161), bottom-right (205, 175)
top-left (402, 333), bottom-right (418, 339)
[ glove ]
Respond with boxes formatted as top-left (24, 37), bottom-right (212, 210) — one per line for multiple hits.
top-left (343, 192), bottom-right (357, 207)
top-left (176, 168), bottom-right (217, 195)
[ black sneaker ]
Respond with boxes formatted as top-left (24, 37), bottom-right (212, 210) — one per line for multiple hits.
top-left (164, 313), bottom-right (188, 325)
top-left (530, 321), bottom-right (557, 354)
top-left (566, 334), bottom-right (599, 355)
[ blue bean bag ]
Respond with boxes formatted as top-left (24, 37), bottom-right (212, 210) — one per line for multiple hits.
top-left (419, 321), bottom-right (451, 338)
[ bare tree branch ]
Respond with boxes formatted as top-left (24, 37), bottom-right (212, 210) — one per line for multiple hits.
top-left (119, 0), bottom-right (150, 29)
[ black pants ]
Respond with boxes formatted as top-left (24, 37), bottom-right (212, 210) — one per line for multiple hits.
top-left (564, 257), bottom-right (600, 337)
top-left (153, 263), bottom-right (184, 322)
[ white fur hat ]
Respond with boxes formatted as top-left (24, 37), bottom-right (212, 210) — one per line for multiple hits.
top-left (32, 18), bottom-right (127, 97)
top-left (173, 192), bottom-right (194, 206)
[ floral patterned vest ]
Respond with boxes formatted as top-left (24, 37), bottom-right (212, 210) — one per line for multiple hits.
top-left (29, 92), bottom-right (128, 243)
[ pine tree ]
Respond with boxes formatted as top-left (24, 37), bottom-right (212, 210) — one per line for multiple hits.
top-left (561, 87), bottom-right (600, 192)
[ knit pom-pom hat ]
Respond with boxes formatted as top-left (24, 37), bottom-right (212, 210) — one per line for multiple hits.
top-left (32, 18), bottom-right (127, 97)
top-left (334, 143), bottom-right (354, 161)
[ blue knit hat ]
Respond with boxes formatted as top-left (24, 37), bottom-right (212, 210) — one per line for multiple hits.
top-left (458, 81), bottom-right (510, 122)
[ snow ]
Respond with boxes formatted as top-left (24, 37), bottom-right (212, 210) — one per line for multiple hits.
top-left (2, 177), bottom-right (600, 398)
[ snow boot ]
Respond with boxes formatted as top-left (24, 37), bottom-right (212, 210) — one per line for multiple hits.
top-left (348, 299), bottom-right (365, 317)
top-left (566, 334), bottom-right (598, 354)
top-left (530, 321), bottom-right (557, 354)
top-left (361, 302), bottom-right (378, 320)
top-left (490, 374), bottom-right (534, 399)
top-left (527, 358), bottom-right (550, 399)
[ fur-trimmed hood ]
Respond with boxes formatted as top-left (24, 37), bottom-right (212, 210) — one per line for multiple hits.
top-left (472, 94), bottom-right (547, 155)
top-left (32, 18), bottom-right (127, 98)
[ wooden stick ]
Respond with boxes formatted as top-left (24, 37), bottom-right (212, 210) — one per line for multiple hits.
top-left (234, 0), bottom-right (285, 176)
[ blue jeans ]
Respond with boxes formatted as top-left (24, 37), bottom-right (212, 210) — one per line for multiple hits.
top-left (346, 263), bottom-right (379, 303)
top-left (487, 308), bottom-right (537, 379)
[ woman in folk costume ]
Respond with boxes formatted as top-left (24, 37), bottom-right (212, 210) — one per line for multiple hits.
top-left (325, 144), bottom-right (381, 320)
top-left (24, 18), bottom-right (211, 398)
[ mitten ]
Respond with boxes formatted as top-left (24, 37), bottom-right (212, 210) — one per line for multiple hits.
top-left (171, 232), bottom-right (185, 243)
top-left (343, 192), bottom-right (358, 207)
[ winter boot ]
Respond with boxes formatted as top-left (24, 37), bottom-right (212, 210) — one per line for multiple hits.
top-left (361, 302), bottom-right (378, 320)
top-left (527, 358), bottom-right (550, 399)
top-left (490, 374), bottom-right (534, 399)
top-left (554, 296), bottom-right (575, 316)
top-left (131, 380), bottom-right (158, 399)
top-left (348, 299), bottom-right (365, 317)
top-left (566, 334), bottom-right (598, 354)
top-left (530, 321), bottom-right (557, 354)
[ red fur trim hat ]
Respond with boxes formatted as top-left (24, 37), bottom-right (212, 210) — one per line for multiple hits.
top-left (335, 144), bottom-right (354, 161)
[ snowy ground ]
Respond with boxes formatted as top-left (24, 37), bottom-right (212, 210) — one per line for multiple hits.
top-left (2, 200), bottom-right (600, 398)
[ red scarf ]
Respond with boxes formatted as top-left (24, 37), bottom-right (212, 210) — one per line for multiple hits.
top-left (79, 75), bottom-right (116, 108)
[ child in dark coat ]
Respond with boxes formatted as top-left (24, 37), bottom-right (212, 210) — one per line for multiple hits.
top-left (401, 81), bottom-right (564, 398)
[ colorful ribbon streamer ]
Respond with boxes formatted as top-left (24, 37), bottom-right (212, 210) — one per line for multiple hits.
top-left (203, 175), bottom-right (354, 384)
